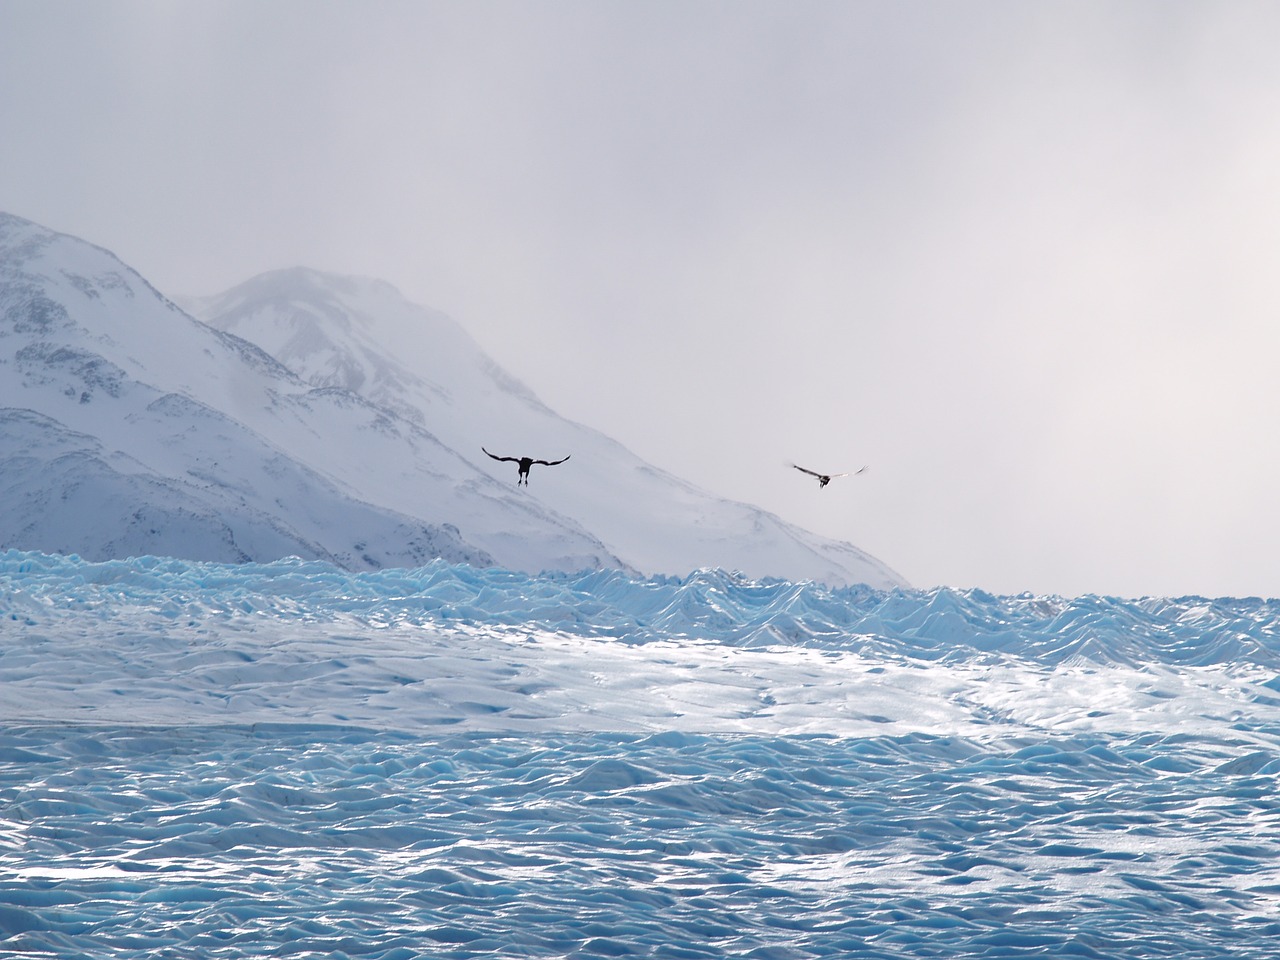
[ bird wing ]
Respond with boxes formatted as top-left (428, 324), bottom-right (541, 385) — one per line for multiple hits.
top-left (482, 447), bottom-right (518, 463)
top-left (793, 464), bottom-right (869, 480)
top-left (829, 466), bottom-right (870, 479)
top-left (532, 455), bottom-right (571, 467)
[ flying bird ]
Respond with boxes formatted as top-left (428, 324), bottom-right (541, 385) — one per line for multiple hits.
top-left (790, 463), bottom-right (868, 488)
top-left (483, 447), bottom-right (571, 486)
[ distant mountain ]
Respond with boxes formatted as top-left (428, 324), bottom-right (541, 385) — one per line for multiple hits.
top-left (0, 213), bottom-right (617, 572)
top-left (1, 212), bottom-right (905, 587)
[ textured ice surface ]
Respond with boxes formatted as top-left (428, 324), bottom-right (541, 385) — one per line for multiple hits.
top-left (3, 551), bottom-right (1280, 957)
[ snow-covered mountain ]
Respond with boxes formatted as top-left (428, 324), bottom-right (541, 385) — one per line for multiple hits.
top-left (1, 212), bottom-right (904, 586)
top-left (0, 213), bottom-right (616, 572)
top-left (184, 268), bottom-right (905, 586)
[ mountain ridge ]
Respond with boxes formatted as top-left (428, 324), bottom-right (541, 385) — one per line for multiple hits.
top-left (2, 211), bottom-right (905, 587)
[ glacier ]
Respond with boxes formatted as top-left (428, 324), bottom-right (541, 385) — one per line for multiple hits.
top-left (4, 549), bottom-right (1280, 958)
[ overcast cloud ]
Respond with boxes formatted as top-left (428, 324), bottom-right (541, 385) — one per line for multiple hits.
top-left (4, 0), bottom-right (1279, 597)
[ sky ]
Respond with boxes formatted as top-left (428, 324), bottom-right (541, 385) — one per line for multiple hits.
top-left (3, 0), bottom-right (1280, 599)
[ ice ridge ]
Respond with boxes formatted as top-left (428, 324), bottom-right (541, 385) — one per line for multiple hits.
top-left (3, 549), bottom-right (1277, 669)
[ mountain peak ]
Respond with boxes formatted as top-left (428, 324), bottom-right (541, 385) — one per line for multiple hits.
top-left (201, 266), bottom-right (399, 315)
top-left (1, 215), bottom-right (623, 574)
top-left (185, 266), bottom-right (549, 415)
top-left (2, 214), bottom-right (905, 587)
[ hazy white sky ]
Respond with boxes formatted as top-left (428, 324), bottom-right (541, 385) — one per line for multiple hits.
top-left (4, 0), bottom-right (1280, 598)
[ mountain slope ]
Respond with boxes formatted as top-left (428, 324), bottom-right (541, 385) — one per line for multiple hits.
top-left (0, 212), bottom-right (621, 572)
top-left (1, 211), bottom-right (903, 585)
top-left (186, 267), bottom-right (907, 588)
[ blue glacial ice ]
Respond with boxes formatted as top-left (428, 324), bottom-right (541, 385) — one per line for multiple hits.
top-left (2, 550), bottom-right (1280, 958)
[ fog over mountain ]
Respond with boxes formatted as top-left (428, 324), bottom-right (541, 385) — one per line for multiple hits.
top-left (1, 213), bottom-right (903, 588)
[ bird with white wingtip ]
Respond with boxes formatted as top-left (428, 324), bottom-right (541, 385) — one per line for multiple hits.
top-left (790, 463), bottom-right (867, 489)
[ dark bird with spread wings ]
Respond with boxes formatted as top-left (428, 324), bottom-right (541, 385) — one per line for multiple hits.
top-left (483, 447), bottom-right (571, 486)
top-left (790, 463), bottom-right (867, 489)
